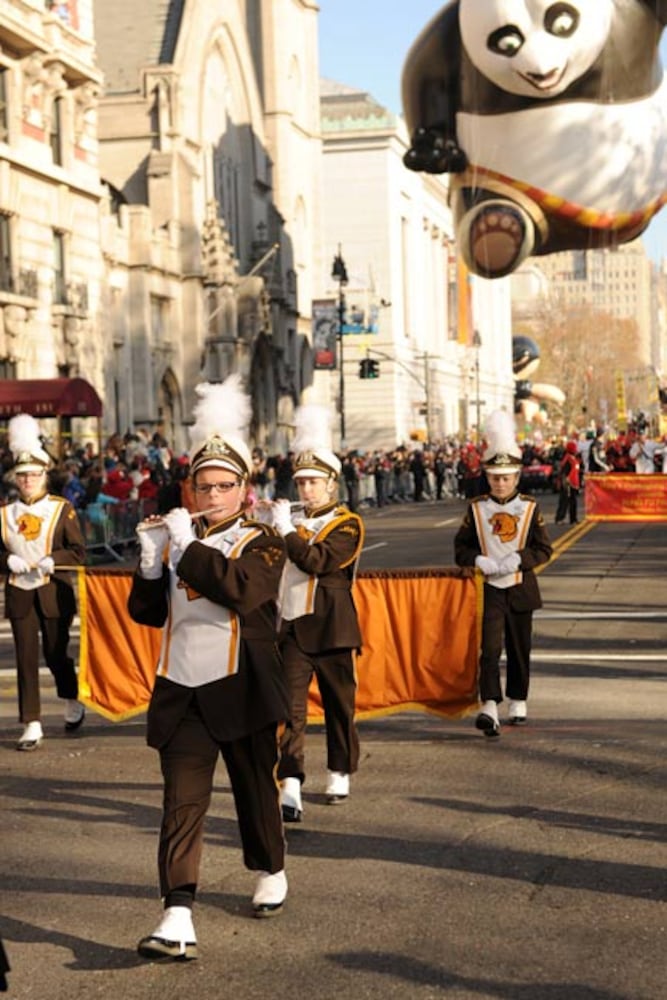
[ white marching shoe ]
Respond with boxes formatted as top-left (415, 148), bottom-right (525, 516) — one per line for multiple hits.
top-left (137, 905), bottom-right (197, 961)
top-left (475, 700), bottom-right (500, 739)
top-left (64, 699), bottom-right (85, 731)
top-left (325, 770), bottom-right (350, 803)
top-left (280, 777), bottom-right (303, 823)
top-left (252, 869), bottom-right (287, 918)
top-left (17, 721), bottom-right (43, 752)
top-left (508, 699), bottom-right (528, 725)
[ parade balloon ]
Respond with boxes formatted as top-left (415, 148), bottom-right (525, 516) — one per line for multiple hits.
top-left (511, 335), bottom-right (564, 419)
top-left (402, 1), bottom-right (667, 279)
top-left (531, 382), bottom-right (566, 406)
top-left (512, 334), bottom-right (540, 379)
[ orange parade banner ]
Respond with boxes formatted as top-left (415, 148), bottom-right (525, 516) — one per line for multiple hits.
top-left (585, 473), bottom-right (667, 522)
top-left (76, 568), bottom-right (482, 723)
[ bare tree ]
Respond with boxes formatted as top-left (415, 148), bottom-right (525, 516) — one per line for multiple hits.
top-left (516, 306), bottom-right (642, 433)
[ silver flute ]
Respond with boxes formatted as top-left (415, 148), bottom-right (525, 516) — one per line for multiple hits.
top-left (136, 507), bottom-right (222, 532)
top-left (253, 500), bottom-right (306, 514)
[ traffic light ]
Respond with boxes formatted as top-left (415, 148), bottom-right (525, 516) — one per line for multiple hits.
top-left (359, 358), bottom-right (380, 379)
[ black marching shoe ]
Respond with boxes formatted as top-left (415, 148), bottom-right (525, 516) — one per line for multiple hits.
top-left (64, 699), bottom-right (85, 732)
top-left (137, 906), bottom-right (197, 962)
top-left (252, 870), bottom-right (287, 919)
top-left (475, 701), bottom-right (500, 739)
top-left (17, 721), bottom-right (43, 751)
top-left (508, 700), bottom-right (527, 726)
top-left (279, 778), bottom-right (303, 823)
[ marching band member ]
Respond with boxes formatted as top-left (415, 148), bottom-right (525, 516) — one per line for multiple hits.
top-left (128, 376), bottom-right (290, 962)
top-left (454, 410), bottom-right (552, 737)
top-left (0, 414), bottom-right (86, 750)
top-left (272, 405), bottom-right (364, 822)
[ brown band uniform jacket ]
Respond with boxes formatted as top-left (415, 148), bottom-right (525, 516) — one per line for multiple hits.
top-left (0, 498), bottom-right (85, 619)
top-left (282, 504), bottom-right (363, 653)
top-left (454, 493), bottom-right (552, 612)
top-left (128, 516), bottom-right (290, 749)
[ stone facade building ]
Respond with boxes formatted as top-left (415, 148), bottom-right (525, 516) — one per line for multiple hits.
top-left (93, 0), bottom-right (322, 454)
top-left (0, 0), bottom-right (103, 391)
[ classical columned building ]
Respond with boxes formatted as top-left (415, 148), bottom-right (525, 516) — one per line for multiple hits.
top-left (319, 81), bottom-right (514, 451)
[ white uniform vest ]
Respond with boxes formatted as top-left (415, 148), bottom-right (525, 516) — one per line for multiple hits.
top-left (157, 520), bottom-right (263, 687)
top-left (279, 507), bottom-right (360, 621)
top-left (472, 495), bottom-right (536, 590)
top-left (0, 495), bottom-right (66, 590)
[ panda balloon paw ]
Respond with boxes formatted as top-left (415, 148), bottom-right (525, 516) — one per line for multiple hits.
top-left (459, 201), bottom-right (536, 279)
top-left (404, 129), bottom-right (468, 174)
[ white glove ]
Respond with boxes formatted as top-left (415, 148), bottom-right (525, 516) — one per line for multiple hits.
top-left (37, 555), bottom-right (55, 575)
top-left (499, 552), bottom-right (521, 575)
top-left (272, 499), bottom-right (295, 536)
top-left (163, 507), bottom-right (194, 563)
top-left (138, 524), bottom-right (169, 579)
top-left (8, 554), bottom-right (31, 574)
top-left (475, 555), bottom-right (500, 577)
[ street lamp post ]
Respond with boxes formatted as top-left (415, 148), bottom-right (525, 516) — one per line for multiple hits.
top-left (331, 246), bottom-right (348, 448)
top-left (473, 329), bottom-right (482, 442)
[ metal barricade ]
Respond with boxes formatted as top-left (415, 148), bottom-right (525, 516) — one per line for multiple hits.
top-left (80, 498), bottom-right (158, 563)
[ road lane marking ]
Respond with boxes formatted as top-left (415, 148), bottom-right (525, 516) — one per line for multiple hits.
top-left (537, 611), bottom-right (667, 619)
top-left (537, 519), bottom-right (596, 573)
top-left (531, 652), bottom-right (667, 662)
top-left (362, 542), bottom-right (388, 552)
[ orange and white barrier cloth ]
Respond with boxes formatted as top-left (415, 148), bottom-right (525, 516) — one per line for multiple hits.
top-left (73, 567), bottom-right (482, 723)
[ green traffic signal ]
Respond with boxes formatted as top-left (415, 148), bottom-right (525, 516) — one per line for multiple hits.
top-left (359, 358), bottom-right (380, 379)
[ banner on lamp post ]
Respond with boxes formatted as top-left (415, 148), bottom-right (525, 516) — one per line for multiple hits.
top-left (312, 299), bottom-right (338, 370)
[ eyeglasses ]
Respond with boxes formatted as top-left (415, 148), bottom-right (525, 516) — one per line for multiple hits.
top-left (193, 481), bottom-right (241, 495)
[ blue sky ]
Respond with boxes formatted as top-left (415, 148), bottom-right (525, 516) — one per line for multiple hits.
top-left (318, 1), bottom-right (667, 264)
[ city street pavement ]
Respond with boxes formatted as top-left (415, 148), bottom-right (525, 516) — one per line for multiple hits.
top-left (0, 503), bottom-right (665, 1000)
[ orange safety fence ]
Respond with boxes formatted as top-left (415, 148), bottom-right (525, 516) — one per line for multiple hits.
top-left (75, 567), bottom-right (482, 723)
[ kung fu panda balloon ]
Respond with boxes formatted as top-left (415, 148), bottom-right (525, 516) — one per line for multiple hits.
top-left (401, 1), bottom-right (667, 279)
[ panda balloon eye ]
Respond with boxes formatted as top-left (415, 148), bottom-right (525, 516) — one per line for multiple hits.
top-left (487, 25), bottom-right (524, 58)
top-left (544, 3), bottom-right (580, 38)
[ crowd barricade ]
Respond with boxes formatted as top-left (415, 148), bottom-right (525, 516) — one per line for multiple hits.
top-left (79, 498), bottom-right (159, 562)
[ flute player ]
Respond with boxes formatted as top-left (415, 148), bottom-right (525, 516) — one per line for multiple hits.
top-left (128, 375), bottom-right (290, 962)
top-left (271, 404), bottom-right (365, 824)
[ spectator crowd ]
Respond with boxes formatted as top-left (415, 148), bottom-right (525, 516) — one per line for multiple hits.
top-left (1, 419), bottom-right (665, 541)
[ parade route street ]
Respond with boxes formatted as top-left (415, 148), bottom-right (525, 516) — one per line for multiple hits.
top-left (0, 496), bottom-right (665, 1000)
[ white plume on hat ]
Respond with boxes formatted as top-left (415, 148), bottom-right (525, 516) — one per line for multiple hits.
top-left (292, 404), bottom-right (341, 479)
top-left (188, 374), bottom-right (253, 478)
top-left (482, 409), bottom-right (522, 474)
top-left (8, 413), bottom-right (51, 473)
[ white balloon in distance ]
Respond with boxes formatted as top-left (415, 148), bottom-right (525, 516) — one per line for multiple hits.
top-left (531, 383), bottom-right (566, 406)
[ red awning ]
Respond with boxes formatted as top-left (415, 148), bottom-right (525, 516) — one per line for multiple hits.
top-left (0, 378), bottom-right (103, 419)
